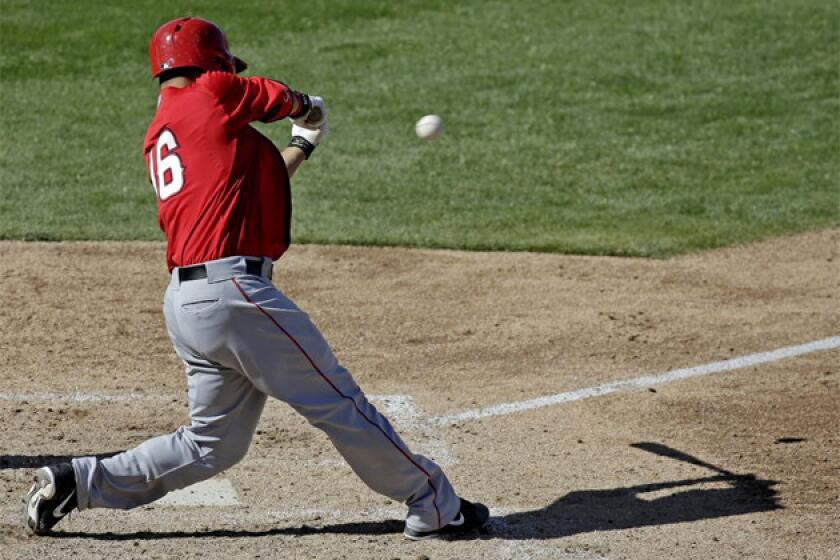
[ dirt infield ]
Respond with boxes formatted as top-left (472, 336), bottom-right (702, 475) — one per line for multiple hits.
top-left (1, 230), bottom-right (838, 559)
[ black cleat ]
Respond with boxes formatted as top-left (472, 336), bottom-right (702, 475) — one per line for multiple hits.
top-left (404, 498), bottom-right (490, 540)
top-left (24, 463), bottom-right (78, 535)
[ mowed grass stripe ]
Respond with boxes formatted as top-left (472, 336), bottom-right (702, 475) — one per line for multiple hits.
top-left (1, 0), bottom-right (837, 255)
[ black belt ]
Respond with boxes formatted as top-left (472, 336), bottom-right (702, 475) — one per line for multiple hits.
top-left (178, 258), bottom-right (265, 282)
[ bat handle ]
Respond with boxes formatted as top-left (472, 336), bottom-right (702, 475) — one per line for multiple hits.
top-left (307, 106), bottom-right (322, 123)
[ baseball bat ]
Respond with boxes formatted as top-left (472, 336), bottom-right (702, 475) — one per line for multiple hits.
top-left (306, 105), bottom-right (323, 125)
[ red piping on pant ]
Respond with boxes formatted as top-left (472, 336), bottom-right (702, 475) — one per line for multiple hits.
top-left (231, 278), bottom-right (443, 528)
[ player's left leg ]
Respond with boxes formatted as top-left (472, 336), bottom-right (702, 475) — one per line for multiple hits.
top-left (72, 366), bottom-right (266, 511)
top-left (24, 463), bottom-right (77, 535)
top-left (71, 272), bottom-right (269, 511)
top-left (26, 270), bottom-right (269, 534)
top-left (26, 364), bottom-right (266, 533)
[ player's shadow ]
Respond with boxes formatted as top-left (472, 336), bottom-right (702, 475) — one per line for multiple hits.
top-left (491, 471), bottom-right (779, 540)
top-left (29, 443), bottom-right (782, 541)
top-left (51, 471), bottom-right (780, 541)
top-left (0, 452), bottom-right (123, 470)
top-left (493, 441), bottom-right (780, 540)
top-left (489, 442), bottom-right (780, 539)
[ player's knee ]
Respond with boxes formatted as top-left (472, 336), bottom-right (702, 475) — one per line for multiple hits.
top-left (202, 439), bottom-right (250, 472)
top-left (297, 391), bottom-right (364, 429)
top-left (182, 427), bottom-right (252, 473)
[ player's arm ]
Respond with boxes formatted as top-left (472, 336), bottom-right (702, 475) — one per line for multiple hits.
top-left (282, 123), bottom-right (329, 178)
top-left (200, 72), bottom-right (323, 131)
top-left (281, 147), bottom-right (307, 178)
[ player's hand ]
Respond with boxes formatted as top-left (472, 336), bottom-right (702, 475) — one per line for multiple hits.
top-left (293, 95), bottom-right (327, 129)
top-left (292, 122), bottom-right (329, 145)
top-left (288, 122), bottom-right (329, 159)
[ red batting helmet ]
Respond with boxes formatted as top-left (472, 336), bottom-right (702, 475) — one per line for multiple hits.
top-left (149, 17), bottom-right (247, 78)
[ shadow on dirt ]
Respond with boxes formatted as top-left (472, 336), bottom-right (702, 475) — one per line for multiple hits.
top-left (492, 473), bottom-right (779, 539)
top-left (50, 521), bottom-right (407, 541)
top-left (13, 442), bottom-right (780, 541)
top-left (491, 442), bottom-right (781, 539)
top-left (0, 452), bottom-right (122, 470)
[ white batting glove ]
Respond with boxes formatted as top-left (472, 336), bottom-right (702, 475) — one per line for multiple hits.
top-left (292, 122), bottom-right (329, 145)
top-left (288, 122), bottom-right (329, 159)
top-left (292, 95), bottom-right (328, 129)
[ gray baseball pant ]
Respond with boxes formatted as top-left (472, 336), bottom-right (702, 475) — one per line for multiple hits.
top-left (71, 256), bottom-right (459, 532)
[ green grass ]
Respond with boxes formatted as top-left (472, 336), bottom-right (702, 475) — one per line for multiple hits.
top-left (1, 0), bottom-right (837, 256)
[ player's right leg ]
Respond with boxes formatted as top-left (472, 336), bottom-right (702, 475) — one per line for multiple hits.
top-left (223, 272), bottom-right (489, 538)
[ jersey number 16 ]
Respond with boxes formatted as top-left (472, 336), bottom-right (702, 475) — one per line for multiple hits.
top-left (147, 129), bottom-right (184, 201)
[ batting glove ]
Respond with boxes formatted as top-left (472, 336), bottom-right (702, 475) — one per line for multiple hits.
top-left (292, 95), bottom-right (328, 129)
top-left (288, 122), bottom-right (329, 159)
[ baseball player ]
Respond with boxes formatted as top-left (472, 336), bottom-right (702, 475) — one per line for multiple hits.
top-left (25, 16), bottom-right (488, 541)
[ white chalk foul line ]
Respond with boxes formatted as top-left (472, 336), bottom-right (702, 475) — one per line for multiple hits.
top-left (0, 391), bottom-right (173, 403)
top-left (432, 336), bottom-right (840, 425)
top-left (4, 337), bottom-right (837, 431)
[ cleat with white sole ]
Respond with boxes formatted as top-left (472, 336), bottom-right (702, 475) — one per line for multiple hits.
top-left (24, 463), bottom-right (78, 535)
top-left (404, 498), bottom-right (489, 540)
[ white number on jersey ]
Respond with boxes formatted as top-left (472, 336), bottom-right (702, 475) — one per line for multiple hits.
top-left (147, 129), bottom-right (185, 200)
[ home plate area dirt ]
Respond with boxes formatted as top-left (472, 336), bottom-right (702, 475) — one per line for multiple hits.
top-left (1, 230), bottom-right (838, 559)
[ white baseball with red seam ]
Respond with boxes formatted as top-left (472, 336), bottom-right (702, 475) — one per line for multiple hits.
top-left (415, 114), bottom-right (444, 141)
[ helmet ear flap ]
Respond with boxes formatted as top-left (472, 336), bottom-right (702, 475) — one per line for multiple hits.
top-left (215, 55), bottom-right (232, 72)
top-left (214, 55), bottom-right (244, 74)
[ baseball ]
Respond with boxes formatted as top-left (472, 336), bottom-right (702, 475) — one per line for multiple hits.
top-left (415, 114), bottom-right (444, 141)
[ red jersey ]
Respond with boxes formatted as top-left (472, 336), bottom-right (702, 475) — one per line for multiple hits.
top-left (144, 72), bottom-right (299, 270)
